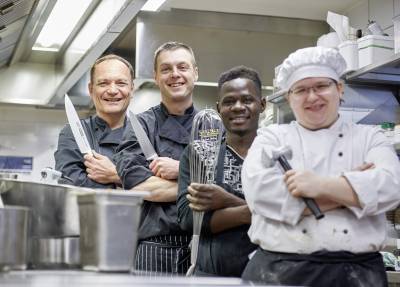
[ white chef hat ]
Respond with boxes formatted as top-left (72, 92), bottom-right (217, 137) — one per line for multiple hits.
top-left (276, 46), bottom-right (347, 92)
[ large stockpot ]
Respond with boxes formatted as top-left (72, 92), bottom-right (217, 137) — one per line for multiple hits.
top-left (0, 205), bottom-right (30, 271)
top-left (0, 179), bottom-right (82, 237)
top-left (0, 179), bottom-right (89, 268)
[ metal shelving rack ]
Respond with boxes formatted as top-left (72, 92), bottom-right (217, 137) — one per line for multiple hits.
top-left (345, 53), bottom-right (400, 86)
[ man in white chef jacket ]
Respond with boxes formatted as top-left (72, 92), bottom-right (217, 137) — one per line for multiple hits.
top-left (241, 46), bottom-right (400, 287)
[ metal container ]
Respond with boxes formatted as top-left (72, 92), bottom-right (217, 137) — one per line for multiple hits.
top-left (78, 190), bottom-right (147, 272)
top-left (0, 206), bottom-right (30, 271)
top-left (0, 179), bottom-right (88, 268)
top-left (0, 179), bottom-right (81, 237)
top-left (29, 237), bottom-right (80, 268)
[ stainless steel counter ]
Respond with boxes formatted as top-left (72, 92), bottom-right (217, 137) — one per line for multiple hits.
top-left (0, 270), bottom-right (280, 286)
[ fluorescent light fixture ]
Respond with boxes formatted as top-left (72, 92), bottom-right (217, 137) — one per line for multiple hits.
top-left (195, 81), bottom-right (218, 87)
top-left (141, 0), bottom-right (167, 12)
top-left (69, 0), bottom-right (126, 53)
top-left (33, 0), bottom-right (93, 51)
top-left (263, 85), bottom-right (274, 90)
top-left (31, 46), bottom-right (59, 52)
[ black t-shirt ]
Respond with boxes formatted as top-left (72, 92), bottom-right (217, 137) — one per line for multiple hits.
top-left (177, 142), bottom-right (257, 277)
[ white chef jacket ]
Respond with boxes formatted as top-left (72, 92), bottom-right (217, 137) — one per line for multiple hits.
top-left (242, 117), bottom-right (400, 254)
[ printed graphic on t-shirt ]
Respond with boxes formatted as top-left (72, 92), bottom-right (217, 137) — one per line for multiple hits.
top-left (223, 146), bottom-right (244, 197)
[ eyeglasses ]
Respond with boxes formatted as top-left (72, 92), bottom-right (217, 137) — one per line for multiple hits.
top-left (288, 81), bottom-right (336, 98)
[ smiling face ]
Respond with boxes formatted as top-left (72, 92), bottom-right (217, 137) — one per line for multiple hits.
top-left (286, 77), bottom-right (343, 130)
top-left (217, 78), bottom-right (265, 137)
top-left (88, 59), bottom-right (133, 122)
top-left (154, 48), bottom-right (198, 106)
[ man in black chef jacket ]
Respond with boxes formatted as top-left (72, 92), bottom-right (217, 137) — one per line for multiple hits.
top-left (55, 54), bottom-right (133, 188)
top-left (177, 66), bottom-right (266, 276)
top-left (114, 42), bottom-right (199, 275)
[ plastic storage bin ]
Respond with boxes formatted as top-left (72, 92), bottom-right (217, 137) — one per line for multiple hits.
top-left (357, 35), bottom-right (394, 68)
top-left (78, 190), bottom-right (147, 272)
top-left (338, 40), bottom-right (358, 72)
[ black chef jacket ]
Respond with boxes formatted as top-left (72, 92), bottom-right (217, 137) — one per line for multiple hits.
top-left (177, 142), bottom-right (257, 277)
top-left (54, 115), bottom-right (127, 188)
top-left (114, 103), bottom-right (197, 240)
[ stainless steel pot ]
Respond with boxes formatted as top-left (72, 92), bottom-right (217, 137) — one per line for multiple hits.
top-left (0, 206), bottom-right (30, 271)
top-left (0, 179), bottom-right (81, 237)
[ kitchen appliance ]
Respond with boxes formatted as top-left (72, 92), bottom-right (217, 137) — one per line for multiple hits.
top-left (0, 179), bottom-right (84, 268)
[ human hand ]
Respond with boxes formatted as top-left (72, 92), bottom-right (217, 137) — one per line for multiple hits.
top-left (284, 170), bottom-right (326, 199)
top-left (149, 157), bottom-right (179, 180)
top-left (186, 183), bottom-right (235, 211)
top-left (84, 151), bottom-right (120, 184)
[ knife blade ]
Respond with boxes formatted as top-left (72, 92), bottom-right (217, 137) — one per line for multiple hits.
top-left (128, 111), bottom-right (158, 161)
top-left (64, 94), bottom-right (92, 155)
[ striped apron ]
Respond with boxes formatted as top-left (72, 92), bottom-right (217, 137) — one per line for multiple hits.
top-left (133, 234), bottom-right (191, 276)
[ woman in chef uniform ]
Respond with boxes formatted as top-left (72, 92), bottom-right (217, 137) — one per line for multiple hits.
top-left (241, 46), bottom-right (400, 287)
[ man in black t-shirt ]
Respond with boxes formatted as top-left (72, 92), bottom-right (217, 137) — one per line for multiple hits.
top-left (177, 66), bottom-right (266, 276)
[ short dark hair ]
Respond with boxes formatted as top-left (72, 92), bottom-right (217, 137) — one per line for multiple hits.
top-left (90, 54), bottom-right (134, 83)
top-left (153, 41), bottom-right (197, 72)
top-left (218, 65), bottom-right (262, 96)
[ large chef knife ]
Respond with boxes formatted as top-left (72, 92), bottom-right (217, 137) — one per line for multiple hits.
top-left (128, 111), bottom-right (158, 161)
top-left (64, 94), bottom-right (92, 155)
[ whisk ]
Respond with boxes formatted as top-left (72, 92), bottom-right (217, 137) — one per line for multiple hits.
top-left (186, 109), bottom-right (223, 276)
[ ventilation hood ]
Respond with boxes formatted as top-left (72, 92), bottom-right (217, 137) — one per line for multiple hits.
top-left (0, 0), bottom-right (145, 108)
top-left (135, 9), bottom-right (328, 87)
top-left (0, 2), bottom-right (328, 108)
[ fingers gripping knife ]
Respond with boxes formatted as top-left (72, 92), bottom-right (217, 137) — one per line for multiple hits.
top-left (270, 146), bottom-right (324, 220)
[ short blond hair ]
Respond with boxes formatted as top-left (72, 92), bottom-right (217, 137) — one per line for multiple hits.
top-left (153, 41), bottom-right (197, 72)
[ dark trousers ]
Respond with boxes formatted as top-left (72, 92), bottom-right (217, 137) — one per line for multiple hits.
top-left (242, 248), bottom-right (388, 287)
top-left (133, 235), bottom-right (190, 276)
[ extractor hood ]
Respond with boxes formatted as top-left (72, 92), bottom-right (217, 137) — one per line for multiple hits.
top-left (0, 0), bottom-right (146, 108)
top-left (135, 9), bottom-right (329, 86)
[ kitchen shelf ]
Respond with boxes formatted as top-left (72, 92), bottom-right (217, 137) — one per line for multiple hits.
top-left (345, 53), bottom-right (400, 86)
top-left (267, 53), bottom-right (400, 104)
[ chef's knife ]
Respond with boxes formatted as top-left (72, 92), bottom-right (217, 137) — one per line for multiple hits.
top-left (64, 94), bottom-right (92, 155)
top-left (128, 111), bottom-right (158, 161)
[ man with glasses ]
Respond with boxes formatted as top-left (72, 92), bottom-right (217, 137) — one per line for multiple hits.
top-left (241, 46), bottom-right (400, 286)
